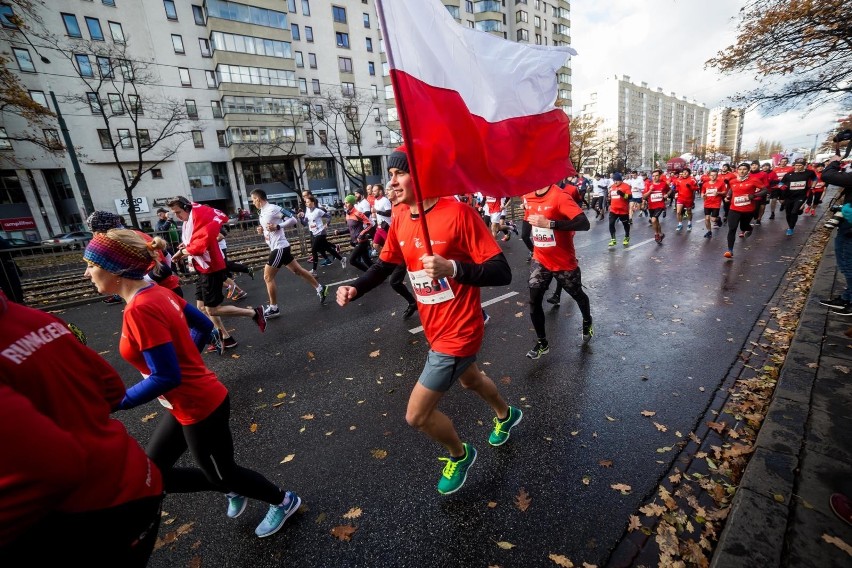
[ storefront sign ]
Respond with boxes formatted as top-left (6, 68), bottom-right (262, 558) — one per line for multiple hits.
top-left (114, 196), bottom-right (150, 214)
top-left (0, 217), bottom-right (36, 231)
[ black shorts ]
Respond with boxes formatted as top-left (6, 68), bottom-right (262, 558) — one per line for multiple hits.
top-left (196, 269), bottom-right (226, 307)
top-left (267, 247), bottom-right (295, 269)
top-left (704, 207), bottom-right (720, 217)
top-left (629, 197), bottom-right (643, 203)
top-left (769, 189), bottom-right (782, 200)
top-left (648, 208), bottom-right (665, 218)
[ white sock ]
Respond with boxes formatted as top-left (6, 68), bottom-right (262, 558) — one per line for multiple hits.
top-left (269, 304), bottom-right (278, 310)
top-left (315, 284), bottom-right (322, 292)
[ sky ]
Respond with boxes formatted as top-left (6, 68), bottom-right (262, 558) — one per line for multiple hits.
top-left (568, 0), bottom-right (843, 154)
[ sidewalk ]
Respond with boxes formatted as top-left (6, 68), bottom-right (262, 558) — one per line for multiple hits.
top-left (711, 237), bottom-right (852, 567)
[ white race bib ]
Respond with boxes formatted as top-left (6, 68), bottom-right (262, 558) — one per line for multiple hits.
top-left (408, 269), bottom-right (455, 304)
top-left (705, 189), bottom-right (717, 197)
top-left (531, 226), bottom-right (557, 247)
top-left (650, 192), bottom-right (664, 202)
top-left (733, 195), bottom-right (750, 206)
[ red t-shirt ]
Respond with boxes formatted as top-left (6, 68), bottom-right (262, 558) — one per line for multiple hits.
top-left (643, 181), bottom-right (669, 209)
top-left (524, 185), bottom-right (584, 272)
top-left (748, 171), bottom-right (769, 202)
top-left (772, 166), bottom-right (793, 186)
top-left (718, 171), bottom-right (736, 190)
top-left (672, 177), bottom-right (697, 205)
top-left (608, 182), bottom-right (631, 215)
top-left (729, 177), bottom-right (762, 213)
top-left (120, 285), bottom-right (227, 425)
top-left (701, 179), bottom-right (726, 209)
top-left (0, 299), bottom-right (162, 543)
top-left (812, 172), bottom-right (825, 193)
top-left (561, 183), bottom-right (582, 204)
top-left (380, 198), bottom-right (502, 357)
top-left (484, 196), bottom-right (502, 215)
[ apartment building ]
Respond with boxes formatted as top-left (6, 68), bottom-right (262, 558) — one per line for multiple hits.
top-left (705, 106), bottom-right (745, 162)
top-left (0, 0), bottom-right (572, 240)
top-left (582, 75), bottom-right (709, 172)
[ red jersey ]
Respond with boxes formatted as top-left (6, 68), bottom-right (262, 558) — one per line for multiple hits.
top-left (135, 229), bottom-right (180, 291)
top-left (701, 179), bottom-right (726, 209)
top-left (380, 198), bottom-right (502, 357)
top-left (728, 177), bottom-right (762, 213)
top-left (772, 165), bottom-right (793, 186)
top-left (812, 172), bottom-right (825, 193)
top-left (748, 171), bottom-right (769, 202)
top-left (484, 196), bottom-right (503, 215)
top-left (672, 177), bottom-right (697, 205)
top-left (718, 171), bottom-right (736, 189)
top-left (643, 181), bottom-right (669, 209)
top-left (561, 183), bottom-right (582, 204)
top-left (608, 182), bottom-right (631, 215)
top-left (182, 203), bottom-right (228, 274)
top-left (120, 285), bottom-right (227, 425)
top-left (524, 185), bottom-right (584, 272)
top-left (0, 298), bottom-right (162, 544)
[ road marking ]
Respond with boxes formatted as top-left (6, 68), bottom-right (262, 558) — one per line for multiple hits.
top-left (327, 277), bottom-right (358, 286)
top-left (624, 237), bottom-right (657, 251)
top-left (408, 291), bottom-right (519, 334)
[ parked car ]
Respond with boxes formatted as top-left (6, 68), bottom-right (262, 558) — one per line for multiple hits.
top-left (41, 231), bottom-right (94, 250)
top-left (0, 237), bottom-right (39, 257)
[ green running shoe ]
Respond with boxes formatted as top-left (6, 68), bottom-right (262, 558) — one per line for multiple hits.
top-left (489, 406), bottom-right (523, 446)
top-left (608, 238), bottom-right (616, 247)
top-left (437, 443), bottom-right (477, 495)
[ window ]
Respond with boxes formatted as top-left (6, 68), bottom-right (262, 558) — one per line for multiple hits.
top-left (44, 129), bottom-right (62, 149)
top-left (335, 32), bottom-right (349, 48)
top-left (1, 4), bottom-right (17, 28)
top-left (516, 28), bottom-right (528, 41)
top-left (179, 67), bottom-right (191, 85)
top-left (446, 5), bottom-right (460, 18)
top-left (97, 129), bottom-right (112, 149)
top-left (126, 169), bottom-right (138, 179)
top-left (117, 129), bottom-right (132, 148)
top-left (29, 91), bottom-right (48, 108)
top-left (0, 128), bottom-right (11, 150)
top-left (108, 93), bottom-right (124, 114)
top-left (163, 0), bottom-right (177, 20)
top-left (365, 37), bottom-right (372, 52)
top-left (314, 104), bottom-right (323, 117)
top-left (205, 0), bottom-right (287, 29)
top-left (138, 129), bottom-right (151, 148)
top-left (118, 59), bottom-right (133, 80)
top-left (216, 64), bottom-right (296, 87)
top-left (534, 15), bottom-right (540, 27)
top-left (345, 105), bottom-right (358, 120)
top-left (305, 26), bottom-right (313, 42)
top-left (199, 38), bottom-right (211, 57)
top-left (192, 130), bottom-right (204, 148)
top-left (62, 13), bottom-right (82, 37)
top-left (516, 10), bottom-right (527, 22)
top-left (465, 1), bottom-right (474, 12)
top-left (318, 129), bottom-right (327, 144)
top-left (332, 5), bottom-right (346, 23)
top-left (370, 84), bottom-right (378, 99)
top-left (185, 99), bottom-right (198, 118)
top-left (75, 54), bottom-right (93, 77)
top-left (108, 21), bottom-right (124, 42)
top-left (192, 5), bottom-right (205, 24)
top-left (376, 130), bottom-right (383, 145)
top-left (85, 17), bottom-right (104, 40)
top-left (311, 79), bottom-right (320, 94)
top-left (287, 0), bottom-right (296, 11)
top-left (308, 52), bottom-right (317, 68)
top-left (87, 92), bottom-right (102, 113)
top-left (306, 130), bottom-right (314, 145)
top-left (211, 100), bottom-right (223, 118)
top-left (302, 0), bottom-right (310, 15)
top-left (216, 130), bottom-right (227, 147)
top-left (97, 56), bottom-right (112, 77)
top-left (298, 78), bottom-right (307, 94)
top-left (341, 82), bottom-right (354, 97)
top-left (291, 23), bottom-right (300, 40)
top-left (208, 32), bottom-right (293, 57)
top-left (152, 168), bottom-right (163, 179)
top-left (172, 34), bottom-right (185, 53)
top-left (367, 61), bottom-right (375, 76)
top-left (295, 51), bottom-right (304, 67)
top-left (205, 70), bottom-right (217, 87)
top-left (363, 12), bottom-right (370, 27)
top-left (102, 0), bottom-right (116, 5)
top-left (535, 33), bottom-right (542, 44)
top-left (338, 56), bottom-right (352, 72)
top-left (129, 94), bottom-right (142, 114)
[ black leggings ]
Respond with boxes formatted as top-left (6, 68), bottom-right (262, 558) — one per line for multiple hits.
top-left (146, 395), bottom-right (284, 505)
top-left (783, 196), bottom-right (806, 229)
top-left (608, 212), bottom-right (630, 238)
top-left (348, 241), bottom-right (373, 272)
top-left (726, 210), bottom-right (754, 249)
top-left (521, 220), bottom-right (534, 252)
top-left (528, 261), bottom-right (591, 340)
top-left (806, 192), bottom-right (823, 207)
top-left (222, 250), bottom-right (251, 279)
top-left (310, 233), bottom-right (342, 269)
top-left (389, 263), bottom-right (416, 304)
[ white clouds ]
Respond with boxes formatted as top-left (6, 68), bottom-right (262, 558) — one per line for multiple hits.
top-left (569, 0), bottom-right (842, 151)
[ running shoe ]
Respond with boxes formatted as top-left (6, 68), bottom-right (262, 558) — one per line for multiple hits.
top-left (582, 319), bottom-right (593, 343)
top-left (687, 223), bottom-right (692, 231)
top-left (501, 232), bottom-right (511, 242)
top-left (831, 303), bottom-right (852, 317)
top-left (830, 493), bottom-right (852, 526)
top-left (724, 250), bottom-right (733, 258)
top-left (488, 406), bottom-right (523, 446)
top-left (309, 269), bottom-right (318, 277)
top-left (247, 265), bottom-right (255, 280)
top-left (231, 290), bottom-right (248, 301)
top-left (608, 238), bottom-right (616, 247)
top-left (436, 443), bottom-right (477, 495)
top-left (264, 305), bottom-right (281, 319)
top-left (253, 306), bottom-right (267, 333)
top-left (321, 259), bottom-right (334, 267)
top-left (318, 284), bottom-right (330, 305)
top-left (654, 233), bottom-right (661, 244)
top-left (223, 336), bottom-right (238, 349)
top-left (659, 233), bottom-right (665, 243)
top-left (703, 231), bottom-right (712, 239)
top-left (482, 311), bottom-right (491, 326)
top-left (511, 223), bottom-right (519, 236)
top-left (102, 294), bottom-right (123, 305)
top-left (769, 212), bottom-right (775, 220)
top-left (810, 208), bottom-right (816, 217)
top-left (526, 339), bottom-right (550, 359)
top-left (785, 228), bottom-right (794, 236)
top-left (738, 231), bottom-right (745, 238)
top-left (226, 284), bottom-right (236, 299)
top-left (744, 230), bottom-right (752, 237)
top-left (227, 494), bottom-right (248, 518)
top-left (402, 303), bottom-right (418, 320)
top-left (546, 294), bottom-right (560, 306)
top-left (341, 255), bottom-right (348, 269)
top-left (255, 491), bottom-right (302, 538)
top-left (819, 296), bottom-right (848, 309)
top-left (622, 236), bottom-right (630, 246)
top-left (209, 328), bottom-right (225, 356)
top-left (753, 219), bottom-right (761, 226)
top-left (676, 223), bottom-right (683, 231)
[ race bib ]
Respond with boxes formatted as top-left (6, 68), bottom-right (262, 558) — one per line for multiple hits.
top-left (733, 195), bottom-right (750, 206)
top-left (309, 221), bottom-right (318, 231)
top-left (408, 269), bottom-right (455, 304)
top-left (789, 181), bottom-right (806, 190)
top-left (610, 189), bottom-right (620, 199)
top-left (650, 192), bottom-right (663, 202)
top-left (531, 226), bottom-right (556, 247)
top-left (704, 189), bottom-right (717, 197)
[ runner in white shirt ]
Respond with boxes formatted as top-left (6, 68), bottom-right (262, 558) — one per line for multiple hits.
top-left (628, 172), bottom-right (646, 223)
top-left (251, 189), bottom-right (330, 319)
top-left (299, 195), bottom-right (344, 275)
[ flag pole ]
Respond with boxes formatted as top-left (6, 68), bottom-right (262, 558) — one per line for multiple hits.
top-left (375, 0), bottom-right (434, 257)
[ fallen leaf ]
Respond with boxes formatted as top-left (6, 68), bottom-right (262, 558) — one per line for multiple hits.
top-left (598, 459), bottom-right (613, 468)
top-left (656, 446), bottom-right (673, 453)
top-left (315, 512), bottom-right (326, 524)
top-left (342, 507), bottom-right (362, 519)
top-left (773, 493), bottom-right (785, 503)
top-left (806, 362), bottom-right (819, 369)
top-left (141, 412), bottom-right (158, 422)
top-left (231, 353), bottom-right (240, 359)
top-left (301, 414), bottom-right (315, 420)
top-left (370, 448), bottom-right (388, 459)
top-left (496, 541), bottom-right (515, 550)
top-left (570, 430), bottom-right (580, 436)
top-left (548, 553), bottom-right (574, 567)
top-left (515, 312), bottom-right (524, 318)
top-left (707, 421), bottom-right (727, 434)
top-left (581, 476), bottom-right (591, 486)
top-left (640, 410), bottom-right (656, 417)
top-left (249, 423), bottom-right (258, 433)
top-left (821, 533), bottom-right (852, 556)
top-left (330, 524), bottom-right (357, 541)
top-left (280, 453), bottom-right (295, 463)
top-left (369, 350), bottom-right (381, 358)
top-left (514, 487), bottom-right (531, 511)
top-left (307, 351), bottom-right (315, 360)
top-left (653, 422), bottom-right (668, 432)
top-left (627, 515), bottom-right (642, 532)
top-left (487, 501), bottom-right (498, 509)
top-left (639, 503), bottom-right (665, 517)
top-left (605, 415), bottom-right (617, 422)
top-left (834, 365), bottom-right (850, 374)
top-left (611, 483), bottom-right (632, 493)
top-left (272, 402), bottom-right (285, 408)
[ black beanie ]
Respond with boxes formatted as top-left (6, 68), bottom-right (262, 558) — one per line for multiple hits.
top-left (387, 145), bottom-right (409, 173)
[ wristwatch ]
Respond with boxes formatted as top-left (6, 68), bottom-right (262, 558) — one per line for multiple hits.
top-left (549, 220), bottom-right (556, 229)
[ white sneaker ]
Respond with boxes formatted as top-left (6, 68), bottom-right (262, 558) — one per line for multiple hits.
top-left (309, 269), bottom-right (317, 277)
top-left (263, 305), bottom-right (280, 319)
top-left (341, 255), bottom-right (348, 269)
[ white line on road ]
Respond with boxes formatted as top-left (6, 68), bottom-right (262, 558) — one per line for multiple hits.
top-left (327, 277), bottom-right (358, 286)
top-left (624, 237), bottom-right (657, 251)
top-left (408, 291), bottom-right (519, 334)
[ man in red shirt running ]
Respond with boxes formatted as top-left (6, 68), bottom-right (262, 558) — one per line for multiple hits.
top-left (643, 169), bottom-right (670, 244)
top-left (701, 169), bottom-right (726, 238)
top-left (607, 173), bottom-right (632, 247)
top-left (337, 146), bottom-right (521, 496)
top-left (769, 156), bottom-right (794, 220)
top-left (723, 163), bottom-right (768, 258)
top-left (672, 168), bottom-right (698, 232)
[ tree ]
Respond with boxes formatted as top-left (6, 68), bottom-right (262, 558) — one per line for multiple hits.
top-left (569, 114), bottom-right (604, 174)
top-left (706, 0), bottom-right (852, 113)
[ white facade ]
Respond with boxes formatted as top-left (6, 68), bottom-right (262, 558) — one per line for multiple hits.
top-left (706, 106), bottom-right (745, 161)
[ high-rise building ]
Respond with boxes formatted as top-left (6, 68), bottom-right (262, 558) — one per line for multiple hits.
top-left (0, 0), bottom-right (572, 240)
top-left (581, 75), bottom-right (709, 172)
top-left (705, 107), bottom-right (745, 162)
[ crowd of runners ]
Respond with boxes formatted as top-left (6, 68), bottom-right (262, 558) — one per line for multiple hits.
top-left (3, 145), bottom-right (850, 565)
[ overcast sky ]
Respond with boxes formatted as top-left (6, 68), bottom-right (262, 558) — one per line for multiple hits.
top-left (568, 0), bottom-right (843, 153)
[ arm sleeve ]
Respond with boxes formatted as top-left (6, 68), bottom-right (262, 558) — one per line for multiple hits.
top-left (552, 215), bottom-right (590, 232)
top-left (183, 303), bottom-right (214, 351)
top-left (454, 253), bottom-right (512, 287)
top-left (117, 342), bottom-right (181, 410)
top-left (375, 206), bottom-right (392, 218)
top-left (280, 217), bottom-right (298, 229)
top-left (350, 259), bottom-right (397, 299)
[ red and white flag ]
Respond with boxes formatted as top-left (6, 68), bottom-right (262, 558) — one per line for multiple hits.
top-left (377, 0), bottom-right (577, 199)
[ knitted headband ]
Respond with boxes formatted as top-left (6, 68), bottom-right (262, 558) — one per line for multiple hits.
top-left (83, 232), bottom-right (151, 280)
top-left (87, 210), bottom-right (123, 233)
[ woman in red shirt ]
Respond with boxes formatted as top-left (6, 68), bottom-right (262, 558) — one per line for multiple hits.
top-left (607, 173), bottom-right (632, 247)
top-left (723, 163), bottom-right (768, 258)
top-left (701, 170), bottom-right (727, 238)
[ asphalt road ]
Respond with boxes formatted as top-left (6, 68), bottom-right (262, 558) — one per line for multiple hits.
top-left (56, 205), bottom-right (817, 568)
